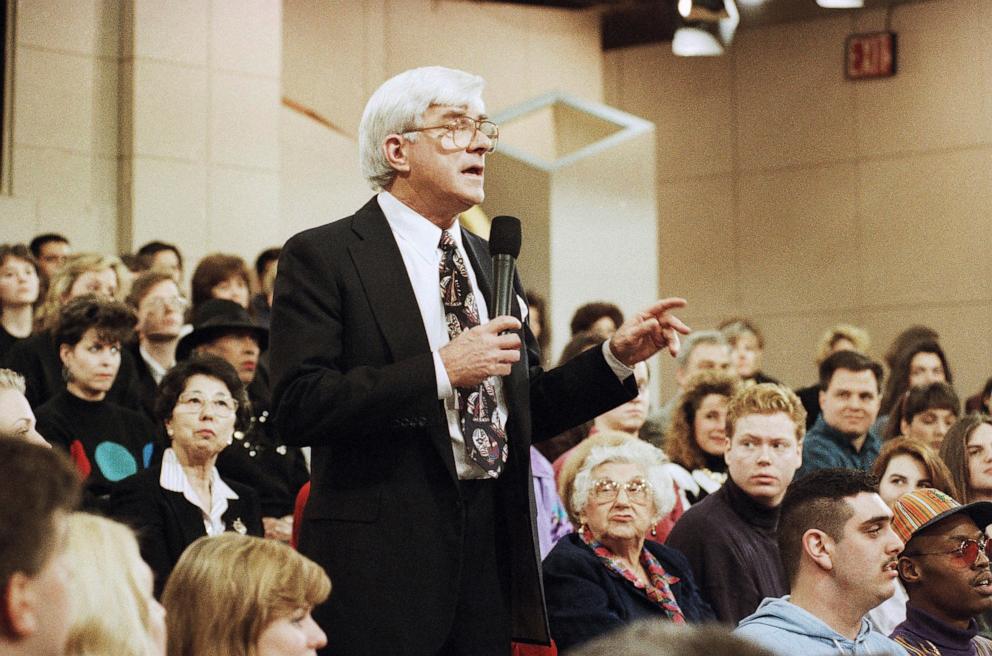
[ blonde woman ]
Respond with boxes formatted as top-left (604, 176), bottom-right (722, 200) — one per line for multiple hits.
top-left (163, 533), bottom-right (329, 656)
top-left (2, 253), bottom-right (140, 408)
top-left (63, 513), bottom-right (166, 656)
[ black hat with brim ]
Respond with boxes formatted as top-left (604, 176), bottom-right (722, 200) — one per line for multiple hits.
top-left (176, 298), bottom-right (268, 361)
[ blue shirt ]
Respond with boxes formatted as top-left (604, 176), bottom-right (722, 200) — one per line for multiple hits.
top-left (796, 415), bottom-right (881, 479)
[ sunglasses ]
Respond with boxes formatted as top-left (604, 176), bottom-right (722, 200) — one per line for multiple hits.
top-left (907, 537), bottom-right (992, 568)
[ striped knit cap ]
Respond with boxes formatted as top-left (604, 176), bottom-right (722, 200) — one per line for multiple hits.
top-left (891, 488), bottom-right (992, 546)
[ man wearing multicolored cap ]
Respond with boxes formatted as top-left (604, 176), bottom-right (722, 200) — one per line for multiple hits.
top-left (890, 488), bottom-right (992, 656)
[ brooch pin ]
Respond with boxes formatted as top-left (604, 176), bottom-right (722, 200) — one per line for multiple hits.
top-left (231, 518), bottom-right (247, 535)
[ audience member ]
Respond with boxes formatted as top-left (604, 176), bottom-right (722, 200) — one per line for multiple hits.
top-left (0, 368), bottom-right (47, 444)
top-left (163, 533), bottom-right (329, 656)
top-left (883, 381), bottom-right (961, 448)
top-left (136, 241), bottom-right (184, 282)
top-left (110, 355), bottom-right (263, 594)
top-left (526, 289), bottom-right (550, 364)
top-left (796, 350), bottom-right (884, 479)
top-left (127, 271), bottom-right (187, 419)
top-left (868, 438), bottom-right (958, 635)
top-left (641, 329), bottom-right (733, 445)
top-left (941, 414), bottom-right (992, 504)
top-left (543, 433), bottom-right (712, 651)
top-left (251, 247), bottom-right (281, 326)
top-left (795, 323), bottom-right (870, 430)
top-left (667, 383), bottom-right (804, 624)
top-left (178, 299), bottom-right (308, 540)
top-left (29, 232), bottom-right (71, 281)
top-left (0, 245), bottom-right (40, 360)
top-left (2, 253), bottom-right (141, 409)
top-left (883, 326), bottom-right (940, 372)
top-left (570, 301), bottom-right (624, 337)
top-left (62, 513), bottom-right (166, 656)
top-left (719, 318), bottom-right (779, 386)
top-left (0, 440), bottom-right (81, 656)
top-left (568, 621), bottom-right (774, 656)
top-left (663, 370), bottom-right (740, 506)
top-left (35, 296), bottom-right (156, 507)
top-left (965, 376), bottom-right (992, 415)
top-left (890, 488), bottom-right (992, 655)
top-left (734, 468), bottom-right (907, 656)
top-left (190, 253), bottom-right (252, 312)
top-left (878, 340), bottom-right (953, 434)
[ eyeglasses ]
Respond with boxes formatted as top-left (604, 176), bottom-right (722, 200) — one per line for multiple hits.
top-left (591, 477), bottom-right (653, 505)
top-left (145, 295), bottom-right (189, 312)
top-left (907, 537), bottom-right (992, 568)
top-left (175, 393), bottom-right (238, 418)
top-left (404, 116), bottom-right (499, 153)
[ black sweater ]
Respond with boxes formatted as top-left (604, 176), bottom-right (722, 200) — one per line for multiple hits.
top-left (36, 390), bottom-right (158, 506)
top-left (665, 477), bottom-right (788, 624)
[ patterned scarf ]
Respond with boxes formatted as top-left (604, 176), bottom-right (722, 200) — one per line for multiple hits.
top-left (579, 525), bottom-right (686, 624)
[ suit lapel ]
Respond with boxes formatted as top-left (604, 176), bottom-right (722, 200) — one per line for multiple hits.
top-left (163, 489), bottom-right (207, 544)
top-left (349, 200), bottom-right (432, 363)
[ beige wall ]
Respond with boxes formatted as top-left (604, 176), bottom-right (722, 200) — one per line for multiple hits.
top-left (605, 0), bottom-right (992, 402)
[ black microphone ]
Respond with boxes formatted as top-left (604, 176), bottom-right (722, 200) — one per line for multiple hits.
top-left (489, 216), bottom-right (521, 319)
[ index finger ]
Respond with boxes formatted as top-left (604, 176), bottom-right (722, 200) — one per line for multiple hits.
top-left (641, 297), bottom-right (687, 316)
top-left (485, 315), bottom-right (523, 333)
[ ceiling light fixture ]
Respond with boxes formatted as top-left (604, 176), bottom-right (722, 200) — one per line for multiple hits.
top-left (673, 0), bottom-right (739, 57)
top-left (816, 0), bottom-right (864, 8)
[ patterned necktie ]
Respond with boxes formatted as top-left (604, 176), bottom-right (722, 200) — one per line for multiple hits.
top-left (438, 230), bottom-right (507, 477)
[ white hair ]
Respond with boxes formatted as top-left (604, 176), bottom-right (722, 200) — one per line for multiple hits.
top-left (0, 368), bottom-right (26, 394)
top-left (571, 440), bottom-right (676, 523)
top-left (358, 66), bottom-right (486, 191)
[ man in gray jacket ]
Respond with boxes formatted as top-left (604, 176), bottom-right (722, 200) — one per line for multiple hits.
top-left (734, 468), bottom-right (909, 655)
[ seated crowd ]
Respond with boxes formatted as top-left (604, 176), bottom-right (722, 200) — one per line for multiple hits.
top-left (1, 235), bottom-right (991, 655)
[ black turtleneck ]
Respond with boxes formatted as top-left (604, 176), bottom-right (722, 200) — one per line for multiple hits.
top-left (666, 477), bottom-right (788, 624)
top-left (704, 452), bottom-right (728, 474)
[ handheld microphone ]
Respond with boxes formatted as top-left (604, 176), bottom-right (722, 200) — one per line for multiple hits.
top-left (489, 216), bottom-right (521, 319)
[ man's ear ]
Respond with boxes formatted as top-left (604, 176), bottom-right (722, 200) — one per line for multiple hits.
top-left (802, 529), bottom-right (834, 572)
top-left (898, 556), bottom-right (921, 584)
top-left (2, 573), bottom-right (38, 638)
top-left (382, 135), bottom-right (410, 174)
top-left (818, 389), bottom-right (826, 412)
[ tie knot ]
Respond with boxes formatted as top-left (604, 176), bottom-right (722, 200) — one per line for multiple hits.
top-left (439, 230), bottom-right (457, 252)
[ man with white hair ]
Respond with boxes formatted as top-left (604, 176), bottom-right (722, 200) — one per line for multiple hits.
top-left (270, 66), bottom-right (691, 655)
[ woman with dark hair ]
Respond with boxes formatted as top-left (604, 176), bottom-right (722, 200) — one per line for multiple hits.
top-left (940, 413), bottom-right (992, 505)
top-left (526, 289), bottom-right (550, 364)
top-left (190, 253), bottom-right (252, 311)
top-left (110, 354), bottom-right (263, 594)
top-left (663, 371), bottom-right (740, 506)
top-left (0, 244), bottom-right (40, 360)
top-left (34, 296), bottom-right (157, 508)
top-left (877, 340), bottom-right (953, 431)
top-left (881, 381), bottom-right (960, 448)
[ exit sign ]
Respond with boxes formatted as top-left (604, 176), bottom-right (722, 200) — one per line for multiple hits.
top-left (845, 32), bottom-right (897, 80)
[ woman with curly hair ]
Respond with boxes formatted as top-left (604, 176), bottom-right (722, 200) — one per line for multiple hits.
top-left (663, 371), bottom-right (740, 507)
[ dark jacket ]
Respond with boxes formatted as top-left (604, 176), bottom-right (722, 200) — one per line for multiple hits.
top-left (110, 462), bottom-right (263, 596)
top-left (543, 533), bottom-right (714, 652)
top-left (666, 477), bottom-right (788, 624)
top-left (269, 197), bottom-right (635, 655)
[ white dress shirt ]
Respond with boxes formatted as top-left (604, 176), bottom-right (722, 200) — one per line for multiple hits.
top-left (377, 191), bottom-right (633, 479)
top-left (159, 447), bottom-right (240, 536)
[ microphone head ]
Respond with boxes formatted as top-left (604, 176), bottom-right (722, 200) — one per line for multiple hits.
top-left (489, 216), bottom-right (522, 259)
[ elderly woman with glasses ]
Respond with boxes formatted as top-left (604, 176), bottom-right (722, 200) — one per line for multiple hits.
top-left (544, 432), bottom-right (713, 652)
top-left (111, 354), bottom-right (263, 595)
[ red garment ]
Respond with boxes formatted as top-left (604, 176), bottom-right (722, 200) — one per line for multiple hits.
top-left (292, 481), bottom-right (310, 549)
top-left (512, 641), bottom-right (557, 656)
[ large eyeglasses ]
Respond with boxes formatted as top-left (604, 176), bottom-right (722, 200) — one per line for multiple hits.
top-left (175, 393), bottom-right (238, 418)
top-left (146, 295), bottom-right (189, 312)
top-left (404, 116), bottom-right (499, 153)
top-left (591, 477), bottom-right (653, 505)
top-left (907, 537), bottom-right (992, 568)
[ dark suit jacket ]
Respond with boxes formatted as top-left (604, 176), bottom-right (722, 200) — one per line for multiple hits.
top-left (542, 533), bottom-right (715, 652)
top-left (109, 462), bottom-right (263, 596)
top-left (269, 197), bottom-right (636, 655)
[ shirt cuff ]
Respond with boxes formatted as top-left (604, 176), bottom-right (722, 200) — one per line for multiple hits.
top-left (433, 350), bottom-right (453, 400)
top-left (602, 340), bottom-right (634, 382)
